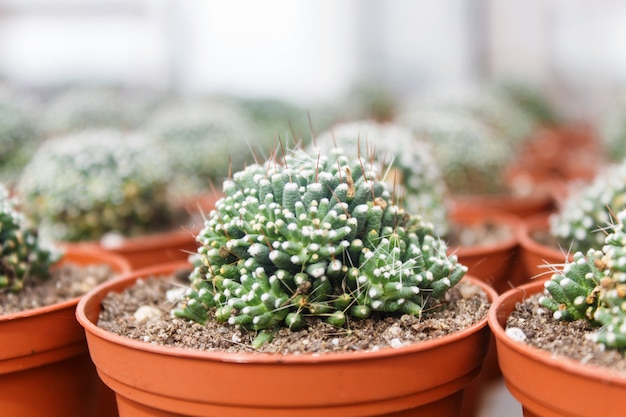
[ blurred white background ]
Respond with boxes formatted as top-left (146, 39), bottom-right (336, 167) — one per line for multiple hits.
top-left (2, 0), bottom-right (626, 120)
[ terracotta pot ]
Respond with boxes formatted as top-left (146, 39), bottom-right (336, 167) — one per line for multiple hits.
top-left (489, 279), bottom-right (626, 417)
top-left (516, 213), bottom-right (573, 285)
top-left (62, 228), bottom-right (198, 270)
top-left (0, 247), bottom-right (131, 417)
top-left (77, 263), bottom-right (497, 417)
top-left (449, 206), bottom-right (522, 295)
top-left (449, 193), bottom-right (555, 220)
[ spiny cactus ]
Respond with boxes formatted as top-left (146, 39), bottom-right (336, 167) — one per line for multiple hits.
top-left (309, 120), bottom-right (450, 236)
top-left (540, 208), bottom-right (626, 350)
top-left (16, 129), bottom-right (177, 242)
top-left (175, 148), bottom-right (467, 346)
top-left (0, 184), bottom-right (59, 293)
top-left (0, 86), bottom-right (41, 184)
top-left (146, 99), bottom-right (266, 198)
top-left (550, 160), bottom-right (626, 253)
top-left (400, 108), bottom-right (515, 195)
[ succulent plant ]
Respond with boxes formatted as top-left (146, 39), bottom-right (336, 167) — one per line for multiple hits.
top-left (0, 184), bottom-right (59, 293)
top-left (399, 108), bottom-right (516, 195)
top-left (0, 86), bottom-right (41, 184)
top-left (175, 148), bottom-right (467, 346)
top-left (146, 98), bottom-right (267, 198)
top-left (42, 86), bottom-right (160, 135)
top-left (491, 80), bottom-right (561, 127)
top-left (540, 208), bottom-right (626, 350)
top-left (549, 160), bottom-right (626, 254)
top-left (598, 95), bottom-right (626, 163)
top-left (16, 129), bottom-right (177, 242)
top-left (308, 120), bottom-right (450, 236)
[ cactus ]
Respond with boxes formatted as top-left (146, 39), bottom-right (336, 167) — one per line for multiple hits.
top-left (549, 160), bottom-right (626, 254)
top-left (146, 99), bottom-right (267, 198)
top-left (308, 120), bottom-right (450, 236)
top-left (42, 86), bottom-right (160, 135)
top-left (16, 129), bottom-right (177, 242)
top-left (175, 148), bottom-right (467, 346)
top-left (599, 95), bottom-right (626, 163)
top-left (0, 86), bottom-right (41, 184)
top-left (400, 108), bottom-right (516, 195)
top-left (540, 208), bottom-right (626, 350)
top-left (0, 184), bottom-right (59, 293)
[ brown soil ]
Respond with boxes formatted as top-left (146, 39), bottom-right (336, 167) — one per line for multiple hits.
top-left (448, 220), bottom-right (513, 248)
top-left (506, 293), bottom-right (626, 372)
top-left (97, 271), bottom-right (491, 354)
top-left (0, 263), bottom-right (115, 315)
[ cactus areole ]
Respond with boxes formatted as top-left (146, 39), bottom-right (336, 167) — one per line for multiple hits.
top-left (176, 149), bottom-right (467, 342)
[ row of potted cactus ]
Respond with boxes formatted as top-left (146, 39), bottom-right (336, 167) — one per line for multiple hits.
top-left (1, 78), bottom-right (626, 417)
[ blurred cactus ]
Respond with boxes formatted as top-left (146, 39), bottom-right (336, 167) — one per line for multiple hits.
top-left (146, 99), bottom-right (267, 198)
top-left (540, 208), bottom-right (626, 350)
top-left (309, 120), bottom-right (450, 236)
top-left (400, 109), bottom-right (515, 195)
top-left (0, 184), bottom-right (59, 293)
top-left (598, 95), bottom-right (626, 163)
top-left (0, 86), bottom-right (41, 184)
top-left (175, 148), bottom-right (466, 346)
top-left (16, 129), bottom-right (177, 242)
top-left (42, 86), bottom-right (160, 135)
top-left (492, 80), bottom-right (561, 127)
top-left (550, 160), bottom-right (626, 253)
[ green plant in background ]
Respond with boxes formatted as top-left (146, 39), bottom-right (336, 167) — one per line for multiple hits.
top-left (308, 120), bottom-right (450, 236)
top-left (0, 86), bottom-right (42, 185)
top-left (41, 86), bottom-right (161, 135)
top-left (598, 95), bottom-right (626, 163)
top-left (16, 129), bottom-right (178, 243)
top-left (491, 80), bottom-right (562, 127)
top-left (540, 207), bottom-right (626, 350)
top-left (175, 148), bottom-right (467, 346)
top-left (0, 184), bottom-right (59, 293)
top-left (146, 98), bottom-right (269, 198)
top-left (399, 108), bottom-right (516, 196)
top-left (550, 160), bottom-right (626, 254)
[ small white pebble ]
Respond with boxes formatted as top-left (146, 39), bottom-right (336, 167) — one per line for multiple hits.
top-left (166, 287), bottom-right (187, 303)
top-left (390, 338), bottom-right (404, 349)
top-left (459, 283), bottom-right (482, 300)
top-left (99, 232), bottom-right (125, 249)
top-left (231, 334), bottom-right (242, 343)
top-left (142, 335), bottom-right (150, 342)
top-left (331, 338), bottom-right (339, 347)
top-left (133, 305), bottom-right (161, 322)
top-left (505, 327), bottom-right (527, 343)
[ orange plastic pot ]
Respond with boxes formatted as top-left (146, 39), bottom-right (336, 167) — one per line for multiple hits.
top-left (516, 214), bottom-right (573, 284)
top-left (450, 206), bottom-right (522, 295)
top-left (62, 228), bottom-right (198, 270)
top-left (489, 279), bottom-right (626, 417)
top-left (449, 193), bottom-right (555, 221)
top-left (0, 247), bottom-right (131, 417)
top-left (77, 263), bottom-right (497, 417)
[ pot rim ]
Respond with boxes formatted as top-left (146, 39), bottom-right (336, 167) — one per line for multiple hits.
top-left (77, 263), bottom-right (497, 365)
top-left (488, 278), bottom-right (626, 384)
top-left (1, 246), bottom-right (131, 323)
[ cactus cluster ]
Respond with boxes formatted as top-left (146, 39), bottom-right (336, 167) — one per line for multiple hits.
top-left (0, 86), bottom-right (41, 184)
top-left (176, 148), bottom-right (466, 344)
top-left (550, 160), bottom-right (626, 254)
top-left (147, 99), bottom-right (265, 198)
top-left (309, 120), bottom-right (450, 236)
top-left (0, 184), bottom-right (59, 293)
top-left (540, 208), bottom-right (626, 350)
top-left (16, 129), bottom-right (176, 242)
top-left (400, 108), bottom-right (515, 195)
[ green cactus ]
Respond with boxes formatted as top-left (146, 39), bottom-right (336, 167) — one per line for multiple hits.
top-left (540, 208), bottom-right (626, 350)
top-left (175, 148), bottom-right (467, 346)
top-left (42, 86), bottom-right (160, 135)
top-left (16, 129), bottom-right (177, 242)
top-left (0, 184), bottom-right (59, 293)
top-left (400, 108), bottom-right (516, 195)
top-left (309, 120), bottom-right (450, 236)
top-left (0, 86), bottom-right (41, 184)
top-left (599, 95), bottom-right (626, 163)
top-left (550, 159), bottom-right (626, 254)
top-left (146, 99), bottom-right (267, 198)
